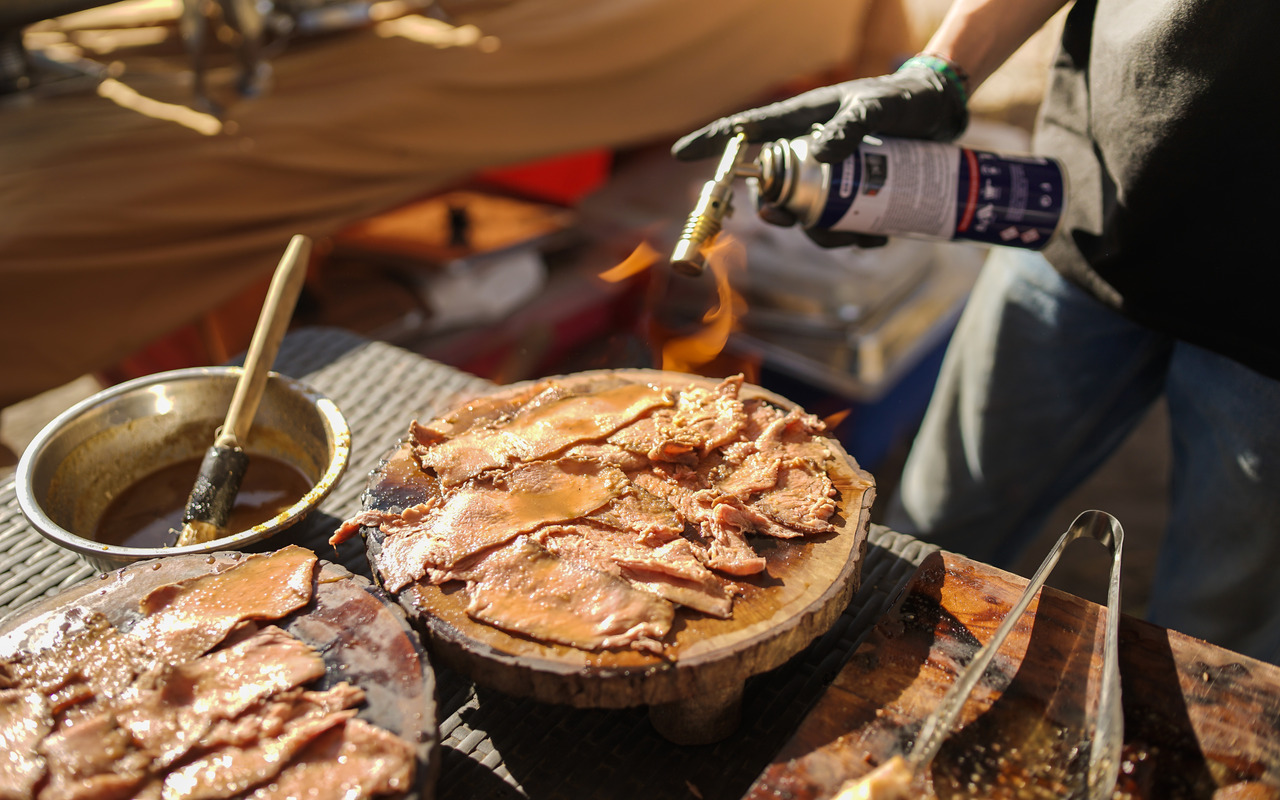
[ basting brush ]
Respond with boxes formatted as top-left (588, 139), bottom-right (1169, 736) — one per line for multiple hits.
top-left (175, 234), bottom-right (312, 546)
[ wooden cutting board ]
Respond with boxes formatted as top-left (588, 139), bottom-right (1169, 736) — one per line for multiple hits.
top-left (355, 369), bottom-right (875, 744)
top-left (745, 550), bottom-right (1280, 799)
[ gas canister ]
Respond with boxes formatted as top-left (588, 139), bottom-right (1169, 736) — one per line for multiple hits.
top-left (753, 132), bottom-right (1066, 251)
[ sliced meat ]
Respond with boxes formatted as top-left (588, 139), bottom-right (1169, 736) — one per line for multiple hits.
top-left (701, 503), bottom-right (769, 575)
top-left (587, 483), bottom-right (684, 546)
top-left (709, 496), bottom-right (808, 540)
top-left (416, 383), bottom-right (674, 486)
top-left (196, 684), bottom-right (365, 752)
top-left (606, 408), bottom-right (695, 466)
top-left (534, 525), bottom-right (732, 618)
top-left (463, 537), bottom-right (674, 652)
top-left (699, 405), bottom-right (840, 538)
top-left (411, 381), bottom-right (566, 443)
top-left (613, 538), bottom-right (735, 619)
top-left (668, 374), bottom-right (747, 455)
top-left (0, 550), bottom-right (418, 800)
top-left (330, 499), bottom-right (441, 549)
top-left (116, 626), bottom-right (326, 768)
top-left (635, 470), bottom-right (767, 576)
top-left (130, 546), bottom-right (317, 663)
top-left (161, 709), bottom-right (357, 800)
top-left (0, 689), bottom-right (50, 799)
top-left (754, 461), bottom-right (839, 535)
top-left (710, 449), bottom-right (782, 499)
top-left (2, 612), bottom-right (147, 718)
top-left (36, 711), bottom-right (149, 800)
top-left (739, 407), bottom-right (839, 535)
top-left (369, 459), bottom-right (628, 592)
top-left (607, 376), bottom-right (746, 464)
top-left (560, 442), bottom-right (649, 472)
top-left (243, 718), bottom-right (415, 800)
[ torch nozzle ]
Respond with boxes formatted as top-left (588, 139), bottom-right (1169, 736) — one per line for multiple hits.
top-left (670, 131), bottom-right (751, 276)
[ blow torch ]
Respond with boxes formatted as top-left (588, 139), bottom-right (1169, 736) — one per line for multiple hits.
top-left (670, 126), bottom-right (1067, 276)
top-left (669, 131), bottom-right (759, 276)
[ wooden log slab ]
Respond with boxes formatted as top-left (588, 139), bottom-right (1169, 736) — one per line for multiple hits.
top-left (745, 550), bottom-right (1280, 799)
top-left (355, 369), bottom-right (875, 744)
top-left (0, 550), bottom-right (439, 800)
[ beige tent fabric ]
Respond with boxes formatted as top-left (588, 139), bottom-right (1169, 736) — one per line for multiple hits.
top-left (0, 0), bottom-right (874, 407)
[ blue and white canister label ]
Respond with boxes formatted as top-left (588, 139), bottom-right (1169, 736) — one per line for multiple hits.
top-left (816, 137), bottom-right (1065, 250)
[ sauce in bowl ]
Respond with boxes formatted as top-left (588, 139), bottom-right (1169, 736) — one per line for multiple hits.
top-left (94, 455), bottom-right (314, 548)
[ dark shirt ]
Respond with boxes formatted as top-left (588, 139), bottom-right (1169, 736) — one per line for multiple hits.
top-left (1035, 0), bottom-right (1280, 380)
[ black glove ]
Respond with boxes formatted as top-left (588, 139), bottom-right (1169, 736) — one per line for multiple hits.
top-left (675, 63), bottom-right (968, 249)
top-left (673, 64), bottom-right (969, 164)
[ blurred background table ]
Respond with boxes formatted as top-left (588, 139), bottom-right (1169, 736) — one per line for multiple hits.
top-left (0, 325), bottom-right (937, 800)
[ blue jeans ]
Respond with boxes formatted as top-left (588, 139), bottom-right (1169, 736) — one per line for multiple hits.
top-left (886, 248), bottom-right (1280, 664)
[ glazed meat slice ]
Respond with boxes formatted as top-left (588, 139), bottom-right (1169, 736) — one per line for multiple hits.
top-left (0, 689), bottom-right (50, 799)
top-left (244, 718), bottom-right (415, 800)
top-left (533, 524), bottom-right (733, 618)
top-left (667, 375), bottom-right (747, 455)
top-left (633, 470), bottom-right (767, 576)
top-left (608, 376), bottom-right (745, 464)
top-left (754, 461), bottom-right (841, 534)
top-left (415, 382), bottom-right (674, 486)
top-left (608, 408), bottom-right (689, 465)
top-left (688, 404), bottom-right (840, 538)
top-left (36, 710), bottom-right (150, 800)
top-left (703, 495), bottom-right (811, 540)
top-left (411, 381), bottom-right (567, 443)
top-left (162, 708), bottom-right (357, 800)
top-left (586, 482), bottom-right (685, 546)
top-left (2, 612), bottom-right (147, 717)
top-left (461, 537), bottom-right (675, 652)
top-left (709, 448), bottom-right (783, 500)
top-left (559, 442), bottom-right (649, 472)
top-left (357, 459), bottom-right (627, 592)
top-left (116, 626), bottom-right (327, 768)
top-left (330, 501), bottom-right (437, 550)
top-left (195, 684), bottom-right (365, 752)
top-left (700, 498), bottom-right (773, 574)
top-left (130, 546), bottom-right (317, 663)
top-left (711, 402), bottom-right (800, 497)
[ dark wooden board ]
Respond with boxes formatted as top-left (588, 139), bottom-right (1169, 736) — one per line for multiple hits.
top-left (0, 550), bottom-right (439, 799)
top-left (356, 369), bottom-right (874, 742)
top-left (746, 551), bottom-right (1280, 799)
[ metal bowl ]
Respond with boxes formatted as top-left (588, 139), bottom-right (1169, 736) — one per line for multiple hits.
top-left (15, 367), bottom-right (351, 572)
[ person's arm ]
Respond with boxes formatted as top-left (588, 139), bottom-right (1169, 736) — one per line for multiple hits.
top-left (669, 0), bottom-right (1072, 248)
top-left (922, 0), bottom-right (1071, 93)
top-left (672, 0), bottom-right (1071, 164)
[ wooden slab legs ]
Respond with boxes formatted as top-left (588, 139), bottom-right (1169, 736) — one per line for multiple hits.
top-left (649, 682), bottom-right (745, 745)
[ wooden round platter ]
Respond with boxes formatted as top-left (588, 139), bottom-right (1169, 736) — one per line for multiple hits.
top-left (357, 369), bottom-right (874, 744)
top-left (0, 550), bottom-right (438, 798)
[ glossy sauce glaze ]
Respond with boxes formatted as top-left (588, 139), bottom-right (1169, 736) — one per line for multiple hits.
top-left (95, 455), bottom-right (313, 548)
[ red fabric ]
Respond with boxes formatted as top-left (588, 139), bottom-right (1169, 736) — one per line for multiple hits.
top-left (478, 150), bottom-right (613, 206)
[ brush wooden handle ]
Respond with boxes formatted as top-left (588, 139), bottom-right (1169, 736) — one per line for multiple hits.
top-left (180, 235), bottom-right (313, 545)
top-left (217, 234), bottom-right (312, 447)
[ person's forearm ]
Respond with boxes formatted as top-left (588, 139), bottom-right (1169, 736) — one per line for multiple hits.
top-left (922, 0), bottom-right (1071, 92)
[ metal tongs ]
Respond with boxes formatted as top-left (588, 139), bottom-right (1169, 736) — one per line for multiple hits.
top-left (841, 509), bottom-right (1125, 800)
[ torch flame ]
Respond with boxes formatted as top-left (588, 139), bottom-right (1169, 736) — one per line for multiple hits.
top-left (594, 233), bottom-right (755, 379)
top-left (597, 241), bottom-right (661, 283)
top-left (661, 234), bottom-right (747, 374)
top-left (823, 408), bottom-right (852, 429)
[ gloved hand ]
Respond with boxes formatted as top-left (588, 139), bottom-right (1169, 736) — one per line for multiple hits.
top-left (673, 63), bottom-right (968, 163)
top-left (673, 61), bottom-right (969, 248)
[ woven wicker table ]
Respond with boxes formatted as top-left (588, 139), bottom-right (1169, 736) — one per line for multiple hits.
top-left (0, 326), bottom-right (936, 800)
